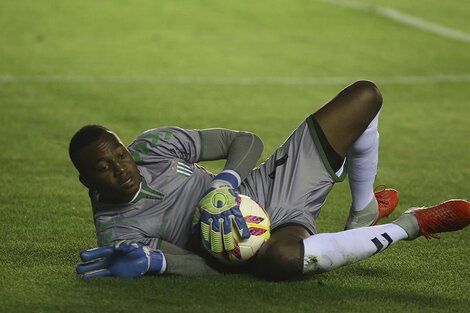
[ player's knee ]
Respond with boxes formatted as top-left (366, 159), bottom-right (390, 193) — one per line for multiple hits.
top-left (351, 80), bottom-right (383, 115)
top-left (255, 238), bottom-right (303, 281)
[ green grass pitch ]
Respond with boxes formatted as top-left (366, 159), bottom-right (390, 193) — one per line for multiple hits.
top-left (1, 0), bottom-right (469, 312)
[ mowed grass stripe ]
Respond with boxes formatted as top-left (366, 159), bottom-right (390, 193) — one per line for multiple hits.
top-left (321, 0), bottom-right (470, 43)
top-left (1, 73), bottom-right (470, 85)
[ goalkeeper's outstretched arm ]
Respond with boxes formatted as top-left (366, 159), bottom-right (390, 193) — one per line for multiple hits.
top-left (76, 238), bottom-right (221, 278)
top-left (143, 238), bottom-right (221, 276)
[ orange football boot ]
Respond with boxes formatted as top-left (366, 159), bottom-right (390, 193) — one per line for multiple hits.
top-left (407, 199), bottom-right (470, 239)
top-left (372, 185), bottom-right (399, 225)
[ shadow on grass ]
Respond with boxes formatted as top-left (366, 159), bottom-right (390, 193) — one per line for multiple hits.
top-left (62, 269), bottom-right (467, 313)
top-left (5, 245), bottom-right (466, 313)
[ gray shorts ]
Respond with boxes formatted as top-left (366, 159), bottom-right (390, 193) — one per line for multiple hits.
top-left (239, 116), bottom-right (347, 235)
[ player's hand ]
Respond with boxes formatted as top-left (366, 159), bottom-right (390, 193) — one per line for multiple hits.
top-left (76, 241), bottom-right (166, 279)
top-left (192, 187), bottom-right (250, 253)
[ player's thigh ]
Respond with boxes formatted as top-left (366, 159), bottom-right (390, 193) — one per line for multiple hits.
top-left (313, 80), bottom-right (382, 157)
top-left (239, 119), bottom-right (340, 234)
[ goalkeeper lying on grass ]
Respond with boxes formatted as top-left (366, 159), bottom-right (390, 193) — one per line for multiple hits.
top-left (70, 80), bottom-right (470, 280)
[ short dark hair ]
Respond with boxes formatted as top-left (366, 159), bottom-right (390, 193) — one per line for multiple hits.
top-left (69, 124), bottom-right (110, 171)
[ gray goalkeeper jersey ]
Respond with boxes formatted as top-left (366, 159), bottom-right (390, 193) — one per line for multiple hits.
top-left (92, 127), bottom-right (214, 249)
top-left (92, 119), bottom-right (337, 253)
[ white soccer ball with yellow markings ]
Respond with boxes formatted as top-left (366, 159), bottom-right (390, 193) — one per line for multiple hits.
top-left (210, 194), bottom-right (271, 264)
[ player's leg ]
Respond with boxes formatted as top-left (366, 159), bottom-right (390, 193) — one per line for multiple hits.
top-left (255, 225), bottom-right (309, 280)
top-left (304, 199), bottom-right (470, 273)
top-left (250, 81), bottom-right (392, 279)
top-left (313, 80), bottom-right (397, 228)
top-left (256, 222), bottom-right (407, 280)
top-left (257, 199), bottom-right (470, 279)
top-left (312, 80), bottom-right (382, 157)
top-left (255, 222), bottom-right (407, 279)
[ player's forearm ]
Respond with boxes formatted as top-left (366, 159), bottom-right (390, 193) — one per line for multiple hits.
top-left (225, 131), bottom-right (263, 180)
top-left (145, 238), bottom-right (221, 276)
top-left (162, 253), bottom-right (220, 276)
top-left (199, 129), bottom-right (264, 181)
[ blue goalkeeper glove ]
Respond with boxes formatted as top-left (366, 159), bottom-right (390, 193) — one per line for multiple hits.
top-left (192, 170), bottom-right (250, 253)
top-left (76, 241), bottom-right (166, 279)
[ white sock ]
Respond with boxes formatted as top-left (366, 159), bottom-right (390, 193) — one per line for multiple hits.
top-left (302, 223), bottom-right (408, 273)
top-left (348, 114), bottom-right (380, 211)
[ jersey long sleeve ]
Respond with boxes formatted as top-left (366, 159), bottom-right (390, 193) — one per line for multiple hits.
top-left (198, 129), bottom-right (264, 182)
top-left (140, 238), bottom-right (220, 275)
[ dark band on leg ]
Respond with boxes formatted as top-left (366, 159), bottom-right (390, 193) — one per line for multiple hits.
top-left (309, 115), bottom-right (344, 172)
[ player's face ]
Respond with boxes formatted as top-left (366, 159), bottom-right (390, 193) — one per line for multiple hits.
top-left (78, 131), bottom-right (141, 204)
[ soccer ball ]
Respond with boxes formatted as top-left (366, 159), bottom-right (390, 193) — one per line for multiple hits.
top-left (210, 194), bottom-right (271, 264)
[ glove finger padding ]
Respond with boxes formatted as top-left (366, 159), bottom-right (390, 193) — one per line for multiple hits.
top-left (232, 207), bottom-right (251, 239)
top-left (80, 246), bottom-right (115, 261)
top-left (222, 213), bottom-right (236, 251)
top-left (76, 259), bottom-right (108, 274)
top-left (82, 269), bottom-right (112, 279)
top-left (209, 217), bottom-right (224, 253)
top-left (200, 210), bottom-right (213, 250)
top-left (200, 220), bottom-right (211, 250)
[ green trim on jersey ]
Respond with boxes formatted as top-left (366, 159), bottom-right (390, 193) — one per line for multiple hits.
top-left (130, 131), bottom-right (173, 162)
top-left (306, 117), bottom-right (348, 182)
top-left (156, 218), bottom-right (168, 242)
top-left (100, 230), bottom-right (113, 245)
top-left (163, 131), bottom-right (172, 140)
top-left (132, 193), bottom-right (163, 203)
top-left (145, 133), bottom-right (159, 145)
top-left (97, 219), bottom-right (112, 231)
top-left (197, 130), bottom-right (204, 162)
top-left (96, 219), bottom-right (114, 246)
top-left (131, 176), bottom-right (165, 203)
